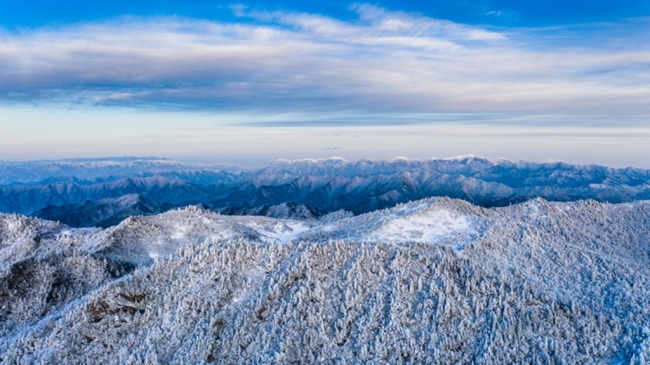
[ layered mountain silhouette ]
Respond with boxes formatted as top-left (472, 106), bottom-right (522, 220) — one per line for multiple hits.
top-left (34, 194), bottom-right (175, 228)
top-left (1, 156), bottom-right (649, 227)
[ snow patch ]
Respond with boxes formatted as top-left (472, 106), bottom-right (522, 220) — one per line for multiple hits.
top-left (171, 226), bottom-right (187, 240)
top-left (245, 220), bottom-right (310, 243)
top-left (367, 208), bottom-right (474, 245)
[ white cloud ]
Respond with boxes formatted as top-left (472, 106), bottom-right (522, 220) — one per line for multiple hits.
top-left (0, 6), bottom-right (648, 120)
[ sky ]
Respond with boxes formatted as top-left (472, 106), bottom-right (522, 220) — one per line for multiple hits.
top-left (1, 0), bottom-right (649, 167)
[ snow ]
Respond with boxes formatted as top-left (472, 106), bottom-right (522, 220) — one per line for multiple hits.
top-left (367, 208), bottom-right (473, 244)
top-left (4, 156), bottom-right (650, 221)
top-left (170, 226), bottom-right (187, 240)
top-left (273, 156), bottom-right (348, 165)
top-left (2, 191), bottom-right (650, 363)
top-left (589, 183), bottom-right (608, 189)
top-left (247, 221), bottom-right (311, 243)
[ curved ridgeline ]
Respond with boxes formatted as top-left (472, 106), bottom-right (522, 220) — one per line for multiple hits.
top-left (1, 197), bottom-right (650, 363)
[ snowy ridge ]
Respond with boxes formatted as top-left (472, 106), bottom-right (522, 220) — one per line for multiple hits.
top-left (0, 157), bottom-right (243, 186)
top-left (215, 202), bottom-right (329, 221)
top-left (1, 197), bottom-right (650, 363)
top-left (1, 156), bottom-right (650, 228)
top-left (364, 202), bottom-right (479, 247)
top-left (34, 194), bottom-right (175, 228)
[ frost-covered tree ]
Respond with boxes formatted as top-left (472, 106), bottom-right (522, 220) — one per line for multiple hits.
top-left (1, 197), bottom-right (650, 364)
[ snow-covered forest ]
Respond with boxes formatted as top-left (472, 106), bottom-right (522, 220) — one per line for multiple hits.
top-left (2, 197), bottom-right (650, 364)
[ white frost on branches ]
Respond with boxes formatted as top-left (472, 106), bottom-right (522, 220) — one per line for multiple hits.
top-left (1, 197), bottom-right (650, 364)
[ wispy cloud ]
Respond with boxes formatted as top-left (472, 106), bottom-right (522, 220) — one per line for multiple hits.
top-left (0, 6), bottom-right (649, 122)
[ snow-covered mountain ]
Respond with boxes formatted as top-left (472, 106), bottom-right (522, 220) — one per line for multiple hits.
top-left (34, 194), bottom-right (175, 228)
top-left (1, 156), bottom-right (650, 227)
top-left (0, 157), bottom-right (241, 186)
top-left (215, 202), bottom-right (329, 220)
top-left (34, 196), bottom-right (327, 228)
top-left (1, 197), bottom-right (649, 363)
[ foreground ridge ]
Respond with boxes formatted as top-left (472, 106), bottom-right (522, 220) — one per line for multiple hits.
top-left (1, 197), bottom-right (650, 363)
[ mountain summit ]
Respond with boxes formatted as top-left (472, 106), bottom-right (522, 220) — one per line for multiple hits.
top-left (1, 156), bottom-right (649, 227)
top-left (1, 197), bottom-right (649, 363)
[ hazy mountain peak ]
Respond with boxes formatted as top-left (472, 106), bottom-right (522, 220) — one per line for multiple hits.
top-left (0, 156), bottom-right (648, 228)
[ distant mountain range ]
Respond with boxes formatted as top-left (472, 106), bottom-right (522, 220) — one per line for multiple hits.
top-left (34, 194), bottom-right (329, 228)
top-left (1, 156), bottom-right (649, 227)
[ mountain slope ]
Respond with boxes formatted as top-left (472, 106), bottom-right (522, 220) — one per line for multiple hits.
top-left (1, 156), bottom-right (650, 227)
top-left (216, 202), bottom-right (329, 220)
top-left (0, 157), bottom-right (241, 186)
top-left (34, 194), bottom-right (175, 228)
top-left (1, 197), bottom-right (650, 363)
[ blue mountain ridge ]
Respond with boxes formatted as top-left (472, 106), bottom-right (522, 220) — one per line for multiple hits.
top-left (1, 155), bottom-right (649, 227)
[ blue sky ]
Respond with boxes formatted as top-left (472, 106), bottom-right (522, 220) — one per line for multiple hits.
top-left (0, 1), bottom-right (649, 166)
top-left (3, 0), bottom-right (649, 27)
